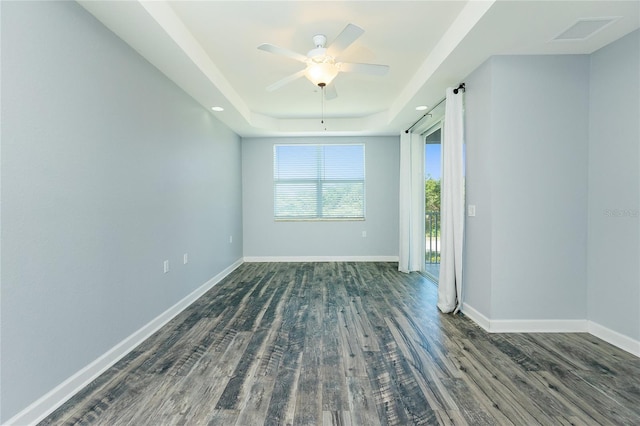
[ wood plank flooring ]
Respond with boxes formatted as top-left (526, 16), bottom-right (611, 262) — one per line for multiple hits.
top-left (40, 262), bottom-right (640, 425)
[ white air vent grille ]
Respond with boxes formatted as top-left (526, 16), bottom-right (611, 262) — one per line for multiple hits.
top-left (554, 17), bottom-right (619, 41)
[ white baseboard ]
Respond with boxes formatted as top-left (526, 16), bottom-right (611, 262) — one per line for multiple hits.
top-left (243, 256), bottom-right (399, 263)
top-left (460, 302), bottom-right (639, 358)
top-left (588, 321), bottom-right (640, 357)
top-left (5, 258), bottom-right (244, 426)
top-left (459, 303), bottom-right (491, 331)
top-left (489, 319), bottom-right (588, 333)
top-left (461, 303), bottom-right (587, 333)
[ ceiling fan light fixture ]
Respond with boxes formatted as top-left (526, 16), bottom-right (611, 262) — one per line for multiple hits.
top-left (258, 23), bottom-right (389, 94)
top-left (305, 62), bottom-right (339, 87)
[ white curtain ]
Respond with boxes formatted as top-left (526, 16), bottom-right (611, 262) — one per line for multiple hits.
top-left (438, 87), bottom-right (465, 313)
top-left (398, 131), bottom-right (425, 273)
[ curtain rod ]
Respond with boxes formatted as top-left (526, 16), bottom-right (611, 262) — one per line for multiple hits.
top-left (404, 83), bottom-right (465, 134)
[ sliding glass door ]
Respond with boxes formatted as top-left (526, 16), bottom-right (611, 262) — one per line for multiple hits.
top-left (425, 126), bottom-right (442, 282)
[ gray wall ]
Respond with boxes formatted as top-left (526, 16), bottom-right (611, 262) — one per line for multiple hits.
top-left (0, 1), bottom-right (243, 421)
top-left (464, 31), bottom-right (640, 343)
top-left (490, 55), bottom-right (590, 320)
top-left (242, 136), bottom-right (399, 259)
top-left (462, 59), bottom-right (494, 316)
top-left (587, 30), bottom-right (640, 340)
top-left (464, 55), bottom-right (590, 321)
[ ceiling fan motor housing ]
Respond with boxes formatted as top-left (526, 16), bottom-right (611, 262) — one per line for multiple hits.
top-left (312, 34), bottom-right (327, 48)
top-left (308, 34), bottom-right (329, 59)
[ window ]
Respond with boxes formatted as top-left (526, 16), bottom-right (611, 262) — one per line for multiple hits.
top-left (273, 144), bottom-right (365, 220)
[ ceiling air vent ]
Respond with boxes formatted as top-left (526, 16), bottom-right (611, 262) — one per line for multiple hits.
top-left (553, 17), bottom-right (619, 41)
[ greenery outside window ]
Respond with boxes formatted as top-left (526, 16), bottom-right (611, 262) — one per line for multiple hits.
top-left (273, 144), bottom-right (365, 220)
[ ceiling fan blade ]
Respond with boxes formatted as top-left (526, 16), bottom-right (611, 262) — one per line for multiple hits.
top-left (326, 23), bottom-right (364, 57)
top-left (266, 69), bottom-right (307, 91)
top-left (324, 83), bottom-right (338, 100)
top-left (340, 62), bottom-right (389, 76)
top-left (258, 43), bottom-right (308, 63)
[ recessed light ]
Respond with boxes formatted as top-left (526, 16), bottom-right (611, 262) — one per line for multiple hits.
top-left (416, 105), bottom-right (428, 111)
top-left (211, 106), bottom-right (224, 112)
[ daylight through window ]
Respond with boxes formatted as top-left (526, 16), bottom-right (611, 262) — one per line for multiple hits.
top-left (273, 144), bottom-right (365, 220)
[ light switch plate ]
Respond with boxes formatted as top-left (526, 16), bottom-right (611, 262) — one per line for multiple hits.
top-left (468, 205), bottom-right (476, 217)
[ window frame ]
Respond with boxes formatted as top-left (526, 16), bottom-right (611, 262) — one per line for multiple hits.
top-left (273, 143), bottom-right (366, 221)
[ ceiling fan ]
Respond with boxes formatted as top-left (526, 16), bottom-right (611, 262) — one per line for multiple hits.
top-left (257, 23), bottom-right (389, 100)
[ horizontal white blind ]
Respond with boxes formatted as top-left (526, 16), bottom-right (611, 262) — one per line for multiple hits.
top-left (274, 144), bottom-right (365, 220)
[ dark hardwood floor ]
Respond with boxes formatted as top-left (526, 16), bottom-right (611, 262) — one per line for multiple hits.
top-left (41, 262), bottom-right (640, 425)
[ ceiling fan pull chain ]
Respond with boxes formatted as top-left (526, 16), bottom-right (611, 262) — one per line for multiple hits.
top-left (320, 83), bottom-right (326, 129)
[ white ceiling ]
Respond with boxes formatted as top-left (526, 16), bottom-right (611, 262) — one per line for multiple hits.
top-left (78, 0), bottom-right (639, 137)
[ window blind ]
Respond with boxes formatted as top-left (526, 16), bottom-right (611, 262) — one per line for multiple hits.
top-left (273, 144), bottom-right (365, 220)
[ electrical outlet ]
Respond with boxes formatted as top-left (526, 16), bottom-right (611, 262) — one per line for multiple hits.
top-left (183, 253), bottom-right (188, 265)
top-left (468, 205), bottom-right (476, 217)
top-left (163, 260), bottom-right (170, 273)
top-left (362, 231), bottom-right (367, 238)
